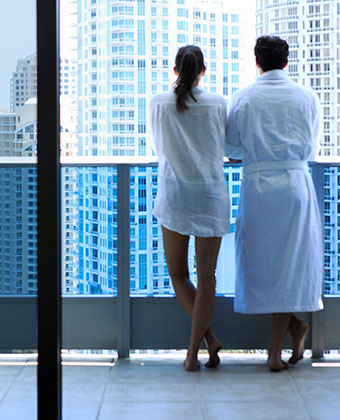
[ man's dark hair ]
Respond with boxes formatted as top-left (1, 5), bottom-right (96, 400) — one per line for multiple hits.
top-left (254, 36), bottom-right (289, 72)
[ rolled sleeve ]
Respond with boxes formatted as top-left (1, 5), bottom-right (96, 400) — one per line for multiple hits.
top-left (225, 96), bottom-right (243, 159)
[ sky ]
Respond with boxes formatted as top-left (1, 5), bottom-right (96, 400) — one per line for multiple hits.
top-left (0, 0), bottom-right (36, 112)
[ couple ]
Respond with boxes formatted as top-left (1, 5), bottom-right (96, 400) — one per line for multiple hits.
top-left (149, 36), bottom-right (324, 372)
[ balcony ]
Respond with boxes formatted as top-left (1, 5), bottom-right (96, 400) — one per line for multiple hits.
top-left (0, 157), bottom-right (339, 418)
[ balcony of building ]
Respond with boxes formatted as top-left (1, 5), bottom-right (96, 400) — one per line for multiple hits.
top-left (0, 158), bottom-right (339, 418)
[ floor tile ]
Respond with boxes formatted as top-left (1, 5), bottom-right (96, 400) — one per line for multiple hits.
top-left (203, 401), bottom-right (310, 420)
top-left (99, 402), bottom-right (204, 420)
top-left (62, 365), bottom-right (112, 384)
top-left (293, 383), bottom-right (340, 420)
top-left (103, 379), bottom-right (202, 403)
top-left (62, 400), bottom-right (100, 420)
top-left (63, 381), bottom-right (107, 403)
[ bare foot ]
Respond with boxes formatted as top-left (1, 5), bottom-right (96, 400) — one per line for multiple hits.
top-left (267, 346), bottom-right (272, 364)
top-left (289, 320), bottom-right (309, 365)
top-left (184, 358), bottom-right (201, 372)
top-left (205, 340), bottom-right (222, 368)
top-left (268, 357), bottom-right (288, 372)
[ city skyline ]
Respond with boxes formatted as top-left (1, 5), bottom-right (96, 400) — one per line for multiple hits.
top-left (1, 0), bottom-right (340, 296)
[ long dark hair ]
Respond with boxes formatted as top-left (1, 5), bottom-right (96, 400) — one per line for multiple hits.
top-left (173, 45), bottom-right (205, 113)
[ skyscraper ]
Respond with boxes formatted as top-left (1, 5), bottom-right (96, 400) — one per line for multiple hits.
top-left (0, 100), bottom-right (38, 295)
top-left (256, 0), bottom-right (338, 157)
top-left (0, 113), bottom-right (16, 156)
top-left (0, 50), bottom-right (78, 295)
top-left (10, 53), bottom-right (37, 113)
top-left (74, 0), bottom-right (253, 295)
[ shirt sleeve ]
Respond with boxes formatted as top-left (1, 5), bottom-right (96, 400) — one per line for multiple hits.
top-left (149, 99), bottom-right (159, 155)
top-left (225, 95), bottom-right (243, 159)
top-left (308, 92), bottom-right (322, 161)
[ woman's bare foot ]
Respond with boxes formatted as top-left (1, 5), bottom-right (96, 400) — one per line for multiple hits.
top-left (205, 340), bottom-right (222, 368)
top-left (184, 358), bottom-right (201, 372)
top-left (288, 319), bottom-right (309, 365)
top-left (268, 356), bottom-right (288, 372)
top-left (267, 345), bottom-right (272, 362)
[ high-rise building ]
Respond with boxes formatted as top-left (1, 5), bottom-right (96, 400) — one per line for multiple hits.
top-left (0, 113), bottom-right (16, 156)
top-left (0, 50), bottom-right (78, 295)
top-left (0, 104), bottom-right (38, 295)
top-left (74, 0), bottom-right (253, 295)
top-left (10, 54), bottom-right (37, 113)
top-left (255, 0), bottom-right (338, 157)
top-left (14, 98), bottom-right (37, 156)
top-left (0, 166), bottom-right (37, 294)
top-left (10, 53), bottom-right (75, 113)
top-left (76, 0), bottom-right (252, 157)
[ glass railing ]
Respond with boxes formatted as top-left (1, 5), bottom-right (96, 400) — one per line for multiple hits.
top-left (1, 158), bottom-right (338, 298)
top-left (128, 164), bottom-right (243, 297)
top-left (0, 165), bottom-right (37, 295)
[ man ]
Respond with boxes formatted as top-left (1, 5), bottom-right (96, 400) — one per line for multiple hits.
top-left (226, 36), bottom-right (323, 371)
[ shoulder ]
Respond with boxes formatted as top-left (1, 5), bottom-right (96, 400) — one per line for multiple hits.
top-left (228, 84), bottom-right (254, 108)
top-left (150, 91), bottom-right (176, 108)
top-left (285, 79), bottom-right (320, 108)
top-left (296, 83), bottom-right (320, 104)
top-left (196, 90), bottom-right (227, 108)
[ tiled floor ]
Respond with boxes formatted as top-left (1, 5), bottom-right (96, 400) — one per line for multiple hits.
top-left (0, 353), bottom-right (340, 419)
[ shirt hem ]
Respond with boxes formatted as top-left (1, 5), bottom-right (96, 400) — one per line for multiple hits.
top-left (156, 217), bottom-right (229, 238)
top-left (234, 303), bottom-right (324, 314)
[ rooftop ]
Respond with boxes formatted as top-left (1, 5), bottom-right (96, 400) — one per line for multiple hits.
top-left (0, 353), bottom-right (339, 420)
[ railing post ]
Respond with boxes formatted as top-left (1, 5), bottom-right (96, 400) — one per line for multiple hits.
top-left (117, 164), bottom-right (131, 358)
top-left (311, 162), bottom-right (325, 358)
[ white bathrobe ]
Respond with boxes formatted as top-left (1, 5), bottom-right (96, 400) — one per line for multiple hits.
top-left (226, 69), bottom-right (324, 314)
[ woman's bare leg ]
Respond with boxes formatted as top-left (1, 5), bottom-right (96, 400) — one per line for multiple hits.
top-left (161, 227), bottom-right (222, 370)
top-left (288, 315), bottom-right (309, 364)
top-left (269, 313), bottom-right (292, 371)
top-left (185, 236), bottom-right (222, 371)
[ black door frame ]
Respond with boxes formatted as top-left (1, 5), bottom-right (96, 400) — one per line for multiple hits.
top-left (37, 0), bottom-right (62, 418)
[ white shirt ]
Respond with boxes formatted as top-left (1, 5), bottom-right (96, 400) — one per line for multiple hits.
top-left (150, 87), bottom-right (230, 237)
top-left (226, 70), bottom-right (323, 314)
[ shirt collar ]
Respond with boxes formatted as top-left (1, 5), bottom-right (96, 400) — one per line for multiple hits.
top-left (258, 69), bottom-right (288, 81)
top-left (191, 86), bottom-right (204, 94)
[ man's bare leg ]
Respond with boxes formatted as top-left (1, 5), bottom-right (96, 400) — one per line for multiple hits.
top-left (161, 227), bottom-right (222, 370)
top-left (185, 236), bottom-right (222, 371)
top-left (269, 313), bottom-right (292, 371)
top-left (288, 315), bottom-right (309, 364)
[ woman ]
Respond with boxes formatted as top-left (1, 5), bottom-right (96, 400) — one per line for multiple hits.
top-left (150, 45), bottom-right (230, 371)
top-left (226, 36), bottom-right (323, 371)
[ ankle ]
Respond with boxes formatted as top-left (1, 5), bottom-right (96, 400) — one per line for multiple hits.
top-left (186, 349), bottom-right (198, 362)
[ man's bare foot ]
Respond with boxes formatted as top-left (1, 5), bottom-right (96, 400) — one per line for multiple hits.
top-left (268, 356), bottom-right (288, 372)
top-left (205, 340), bottom-right (222, 368)
top-left (288, 319), bottom-right (309, 365)
top-left (184, 358), bottom-right (201, 372)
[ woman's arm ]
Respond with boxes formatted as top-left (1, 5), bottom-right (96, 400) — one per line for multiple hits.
top-left (225, 96), bottom-right (243, 159)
